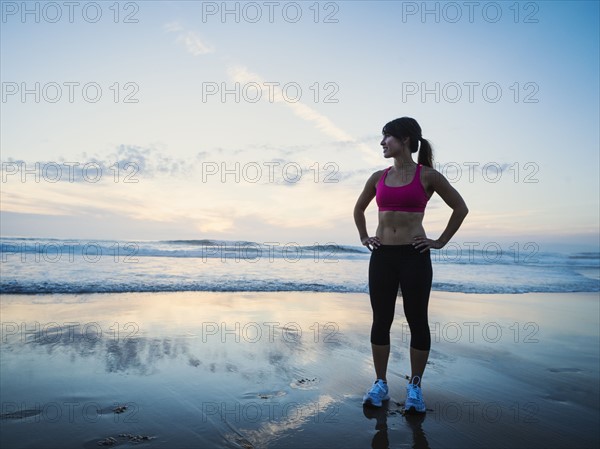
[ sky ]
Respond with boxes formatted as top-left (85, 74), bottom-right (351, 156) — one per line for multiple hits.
top-left (1, 0), bottom-right (599, 251)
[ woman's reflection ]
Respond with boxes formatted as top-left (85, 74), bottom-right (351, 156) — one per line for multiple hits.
top-left (363, 402), bottom-right (430, 449)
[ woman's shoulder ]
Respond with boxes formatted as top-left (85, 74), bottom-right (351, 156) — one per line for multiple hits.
top-left (419, 164), bottom-right (438, 174)
top-left (371, 167), bottom-right (390, 180)
top-left (419, 164), bottom-right (446, 187)
top-left (365, 167), bottom-right (389, 188)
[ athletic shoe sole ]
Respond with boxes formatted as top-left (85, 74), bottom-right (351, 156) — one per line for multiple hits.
top-left (404, 405), bottom-right (426, 414)
top-left (363, 393), bottom-right (390, 408)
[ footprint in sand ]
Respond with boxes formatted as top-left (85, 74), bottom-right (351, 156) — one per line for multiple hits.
top-left (95, 434), bottom-right (155, 446)
top-left (290, 377), bottom-right (320, 390)
top-left (258, 391), bottom-right (287, 399)
top-left (241, 391), bottom-right (287, 400)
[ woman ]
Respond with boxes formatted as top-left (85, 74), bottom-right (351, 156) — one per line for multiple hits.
top-left (353, 117), bottom-right (468, 413)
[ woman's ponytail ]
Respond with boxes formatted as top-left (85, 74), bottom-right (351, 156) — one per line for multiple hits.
top-left (418, 138), bottom-right (433, 168)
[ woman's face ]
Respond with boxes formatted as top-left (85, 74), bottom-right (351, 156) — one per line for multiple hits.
top-left (380, 133), bottom-right (405, 158)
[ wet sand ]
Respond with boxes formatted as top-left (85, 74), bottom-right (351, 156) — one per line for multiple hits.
top-left (1, 291), bottom-right (598, 448)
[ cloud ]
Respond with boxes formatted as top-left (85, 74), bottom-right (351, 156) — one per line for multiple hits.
top-left (226, 65), bottom-right (380, 165)
top-left (113, 144), bottom-right (193, 177)
top-left (163, 21), bottom-right (183, 33)
top-left (161, 22), bottom-right (376, 164)
top-left (0, 145), bottom-right (193, 185)
top-left (176, 31), bottom-right (215, 55)
top-left (164, 21), bottom-right (214, 56)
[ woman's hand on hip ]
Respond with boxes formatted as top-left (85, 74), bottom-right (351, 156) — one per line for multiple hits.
top-left (412, 237), bottom-right (443, 253)
top-left (361, 236), bottom-right (381, 252)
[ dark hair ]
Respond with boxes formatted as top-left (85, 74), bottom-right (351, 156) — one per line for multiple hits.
top-left (382, 117), bottom-right (433, 167)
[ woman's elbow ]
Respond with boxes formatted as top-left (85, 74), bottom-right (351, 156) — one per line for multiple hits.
top-left (354, 203), bottom-right (366, 215)
top-left (452, 203), bottom-right (468, 217)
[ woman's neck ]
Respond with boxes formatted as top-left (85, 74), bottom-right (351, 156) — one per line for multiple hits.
top-left (393, 156), bottom-right (416, 169)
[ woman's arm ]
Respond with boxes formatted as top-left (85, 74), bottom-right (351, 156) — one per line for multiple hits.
top-left (354, 172), bottom-right (382, 250)
top-left (414, 169), bottom-right (469, 252)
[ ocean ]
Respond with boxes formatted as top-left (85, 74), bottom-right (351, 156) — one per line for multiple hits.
top-left (0, 237), bottom-right (598, 295)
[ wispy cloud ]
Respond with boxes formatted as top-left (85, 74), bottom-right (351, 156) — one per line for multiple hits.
top-left (161, 21), bottom-right (377, 164)
top-left (0, 146), bottom-right (192, 184)
top-left (164, 21), bottom-right (214, 55)
top-left (163, 21), bottom-right (183, 33)
top-left (177, 31), bottom-right (214, 55)
top-left (227, 65), bottom-right (380, 165)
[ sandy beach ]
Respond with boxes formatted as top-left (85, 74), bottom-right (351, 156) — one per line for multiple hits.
top-left (1, 291), bottom-right (598, 448)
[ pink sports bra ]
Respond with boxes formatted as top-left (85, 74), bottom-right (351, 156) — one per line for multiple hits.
top-left (376, 164), bottom-right (429, 213)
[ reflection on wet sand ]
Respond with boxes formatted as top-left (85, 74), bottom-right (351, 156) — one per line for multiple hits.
top-left (363, 402), bottom-right (430, 449)
top-left (1, 291), bottom-right (598, 449)
top-left (3, 321), bottom-right (335, 376)
top-left (223, 394), bottom-right (338, 448)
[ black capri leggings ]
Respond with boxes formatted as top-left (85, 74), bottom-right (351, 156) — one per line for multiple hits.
top-left (368, 244), bottom-right (433, 350)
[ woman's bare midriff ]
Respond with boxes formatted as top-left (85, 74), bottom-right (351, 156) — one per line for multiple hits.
top-left (376, 211), bottom-right (427, 245)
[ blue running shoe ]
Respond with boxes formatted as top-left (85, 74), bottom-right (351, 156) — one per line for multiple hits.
top-left (404, 376), bottom-right (426, 414)
top-left (363, 379), bottom-right (390, 408)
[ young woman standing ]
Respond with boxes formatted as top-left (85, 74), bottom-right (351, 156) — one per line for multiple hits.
top-left (354, 117), bottom-right (468, 413)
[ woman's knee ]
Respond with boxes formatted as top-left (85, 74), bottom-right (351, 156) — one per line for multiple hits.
top-left (370, 317), bottom-right (394, 345)
top-left (370, 330), bottom-right (391, 346)
top-left (408, 321), bottom-right (431, 350)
